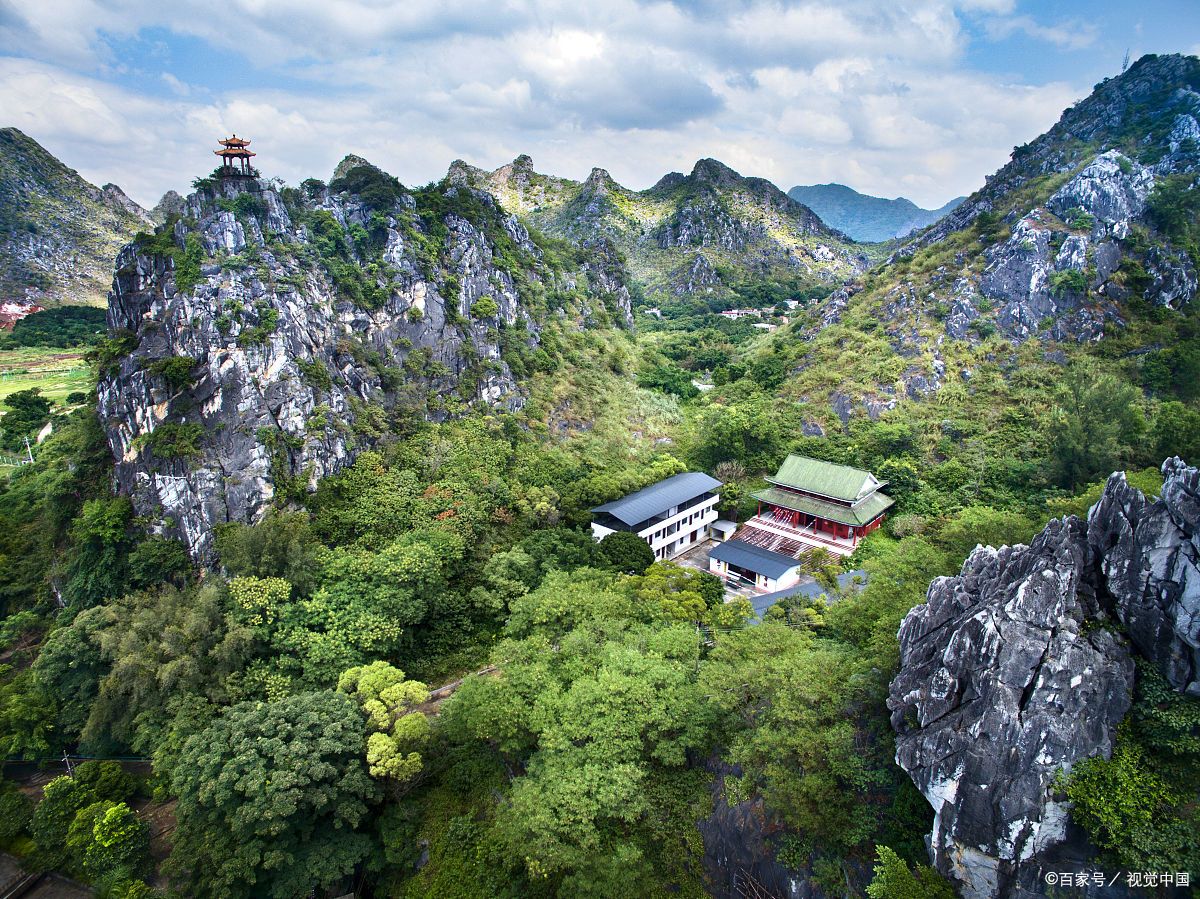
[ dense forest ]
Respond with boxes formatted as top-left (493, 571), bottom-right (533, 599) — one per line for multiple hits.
top-left (0, 53), bottom-right (1198, 899)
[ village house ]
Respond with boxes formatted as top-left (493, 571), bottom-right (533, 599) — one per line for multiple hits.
top-left (589, 471), bottom-right (722, 561)
top-left (718, 308), bottom-right (759, 320)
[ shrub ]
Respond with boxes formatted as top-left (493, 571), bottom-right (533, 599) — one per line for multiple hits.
top-left (147, 355), bottom-right (196, 390)
top-left (1049, 268), bottom-right (1087, 297)
top-left (30, 776), bottom-right (97, 868)
top-left (0, 782), bottom-right (32, 846)
top-left (1147, 174), bottom-right (1200, 242)
top-left (73, 761), bottom-right (135, 802)
top-left (237, 303), bottom-right (280, 347)
top-left (969, 319), bottom-right (996, 339)
top-left (866, 845), bottom-right (955, 899)
top-left (296, 358), bottom-right (332, 391)
top-left (638, 364), bottom-right (699, 399)
top-left (470, 295), bottom-right (500, 319)
top-left (1061, 739), bottom-right (1175, 868)
top-left (135, 423), bottom-right (204, 459)
top-left (1065, 206), bottom-right (1096, 230)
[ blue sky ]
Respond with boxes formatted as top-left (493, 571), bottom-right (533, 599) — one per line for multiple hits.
top-left (0, 0), bottom-right (1197, 208)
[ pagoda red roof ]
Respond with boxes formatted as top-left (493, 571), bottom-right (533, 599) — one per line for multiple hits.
top-left (218, 135), bottom-right (251, 147)
top-left (215, 148), bottom-right (256, 158)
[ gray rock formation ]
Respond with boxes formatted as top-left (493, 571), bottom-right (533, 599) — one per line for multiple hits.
top-left (878, 56), bottom-right (1199, 348)
top-left (101, 184), bottom-right (153, 224)
top-left (150, 190), bottom-right (186, 224)
top-left (98, 167), bottom-right (629, 558)
top-left (978, 151), bottom-right (1155, 342)
top-left (889, 457), bottom-right (1200, 898)
top-left (1088, 458), bottom-right (1200, 694)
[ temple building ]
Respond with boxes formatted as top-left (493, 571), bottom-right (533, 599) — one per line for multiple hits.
top-left (743, 454), bottom-right (893, 557)
top-left (214, 134), bottom-right (257, 176)
top-left (589, 472), bottom-right (722, 561)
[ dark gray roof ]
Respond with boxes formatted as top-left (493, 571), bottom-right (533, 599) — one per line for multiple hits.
top-left (709, 539), bottom-right (801, 580)
top-left (750, 569), bottom-right (867, 616)
top-left (591, 471), bottom-right (721, 527)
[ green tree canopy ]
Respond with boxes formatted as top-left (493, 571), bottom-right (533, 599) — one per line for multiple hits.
top-left (168, 690), bottom-right (378, 899)
top-left (598, 531), bottom-right (654, 575)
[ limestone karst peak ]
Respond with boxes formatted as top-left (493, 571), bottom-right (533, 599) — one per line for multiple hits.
top-left (689, 157), bottom-right (738, 183)
top-left (332, 153), bottom-right (373, 182)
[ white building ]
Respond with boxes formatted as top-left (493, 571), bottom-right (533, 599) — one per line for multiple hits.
top-left (589, 471), bottom-right (722, 561)
top-left (708, 538), bottom-right (804, 592)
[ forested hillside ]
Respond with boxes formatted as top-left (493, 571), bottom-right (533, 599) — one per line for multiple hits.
top-left (0, 53), bottom-right (1197, 899)
top-left (0, 129), bottom-right (150, 307)
top-left (451, 154), bottom-right (866, 311)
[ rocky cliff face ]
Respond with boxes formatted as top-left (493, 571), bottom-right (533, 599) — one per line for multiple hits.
top-left (1089, 457), bottom-right (1200, 694)
top-left (845, 54), bottom-right (1199, 358)
top-left (909, 54), bottom-right (1200, 253)
top-left (97, 162), bottom-right (630, 558)
top-left (974, 143), bottom-right (1196, 342)
top-left (449, 154), bottom-right (866, 304)
top-left (0, 127), bottom-right (151, 306)
top-left (889, 457), bottom-right (1200, 898)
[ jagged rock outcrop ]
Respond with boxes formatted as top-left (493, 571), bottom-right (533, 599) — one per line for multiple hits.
top-left (150, 190), bottom-right (186, 224)
top-left (98, 165), bottom-right (630, 558)
top-left (1088, 458), bottom-right (1200, 694)
top-left (332, 154), bottom-right (372, 182)
top-left (0, 127), bottom-right (149, 306)
top-left (907, 54), bottom-right (1200, 252)
top-left (101, 184), bottom-right (153, 223)
top-left (972, 148), bottom-right (1188, 341)
top-left (889, 457), bottom-right (1200, 898)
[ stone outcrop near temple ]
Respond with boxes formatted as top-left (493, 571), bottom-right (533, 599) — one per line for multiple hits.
top-left (889, 457), bottom-right (1199, 898)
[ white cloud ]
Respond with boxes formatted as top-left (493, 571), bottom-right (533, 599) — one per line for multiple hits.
top-left (983, 14), bottom-right (1099, 50)
top-left (0, 0), bottom-right (1100, 208)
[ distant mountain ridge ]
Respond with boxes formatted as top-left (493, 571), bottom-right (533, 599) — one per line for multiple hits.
top-left (449, 154), bottom-right (867, 305)
top-left (0, 127), bottom-right (151, 306)
top-left (787, 182), bottom-right (965, 242)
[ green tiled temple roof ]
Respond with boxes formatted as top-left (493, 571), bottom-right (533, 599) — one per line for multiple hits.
top-left (751, 486), bottom-right (894, 527)
top-left (766, 454), bottom-right (885, 502)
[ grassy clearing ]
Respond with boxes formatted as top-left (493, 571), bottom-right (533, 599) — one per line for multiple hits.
top-left (0, 347), bottom-right (91, 404)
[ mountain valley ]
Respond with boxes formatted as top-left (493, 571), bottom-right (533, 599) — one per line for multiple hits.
top-left (0, 51), bottom-right (1197, 899)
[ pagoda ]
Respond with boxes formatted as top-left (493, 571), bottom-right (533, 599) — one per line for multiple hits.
top-left (214, 134), bottom-right (256, 176)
